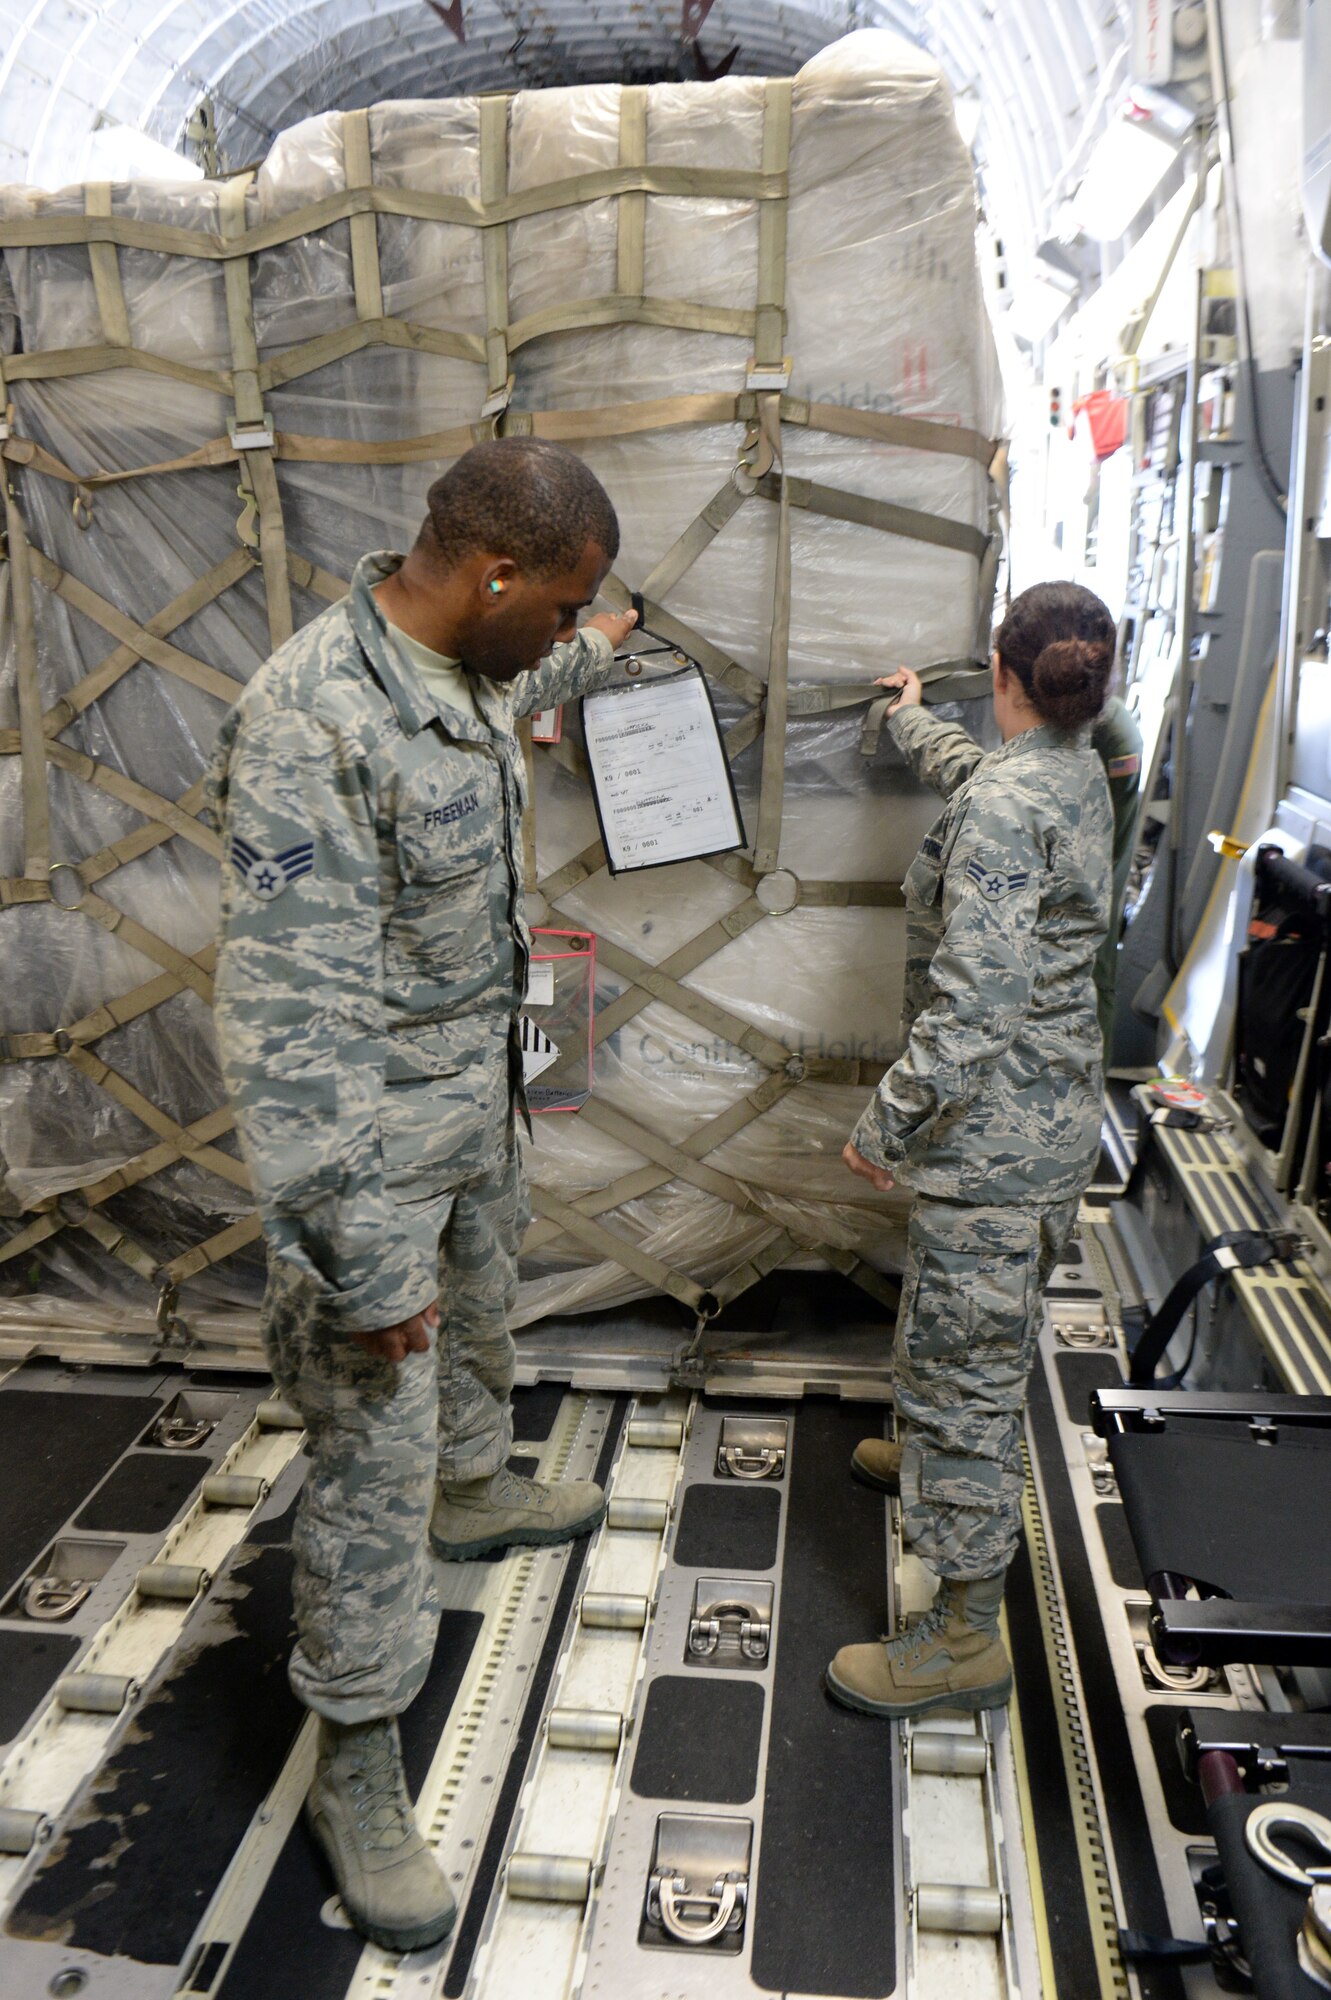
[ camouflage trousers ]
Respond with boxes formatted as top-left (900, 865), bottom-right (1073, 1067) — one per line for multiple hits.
top-left (894, 1195), bottom-right (1080, 1581)
top-left (262, 1132), bottom-right (529, 1723)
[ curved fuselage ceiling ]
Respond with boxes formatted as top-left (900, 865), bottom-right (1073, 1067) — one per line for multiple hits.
top-left (0, 0), bottom-right (1132, 273)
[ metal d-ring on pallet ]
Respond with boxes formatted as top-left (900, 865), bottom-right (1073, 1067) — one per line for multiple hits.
top-left (0, 76), bottom-right (1004, 1352)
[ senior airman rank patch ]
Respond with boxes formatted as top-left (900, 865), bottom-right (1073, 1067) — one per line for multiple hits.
top-left (228, 835), bottom-right (315, 900)
top-left (965, 856), bottom-right (1030, 901)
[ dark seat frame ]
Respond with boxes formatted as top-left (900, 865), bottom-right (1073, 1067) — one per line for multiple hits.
top-left (1089, 1388), bottom-right (1331, 1667)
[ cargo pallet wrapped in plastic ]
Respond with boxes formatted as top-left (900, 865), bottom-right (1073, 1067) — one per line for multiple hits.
top-left (0, 30), bottom-right (1003, 1361)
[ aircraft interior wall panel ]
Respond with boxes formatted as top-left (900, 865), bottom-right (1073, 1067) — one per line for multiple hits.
top-left (1290, 656), bottom-right (1331, 810)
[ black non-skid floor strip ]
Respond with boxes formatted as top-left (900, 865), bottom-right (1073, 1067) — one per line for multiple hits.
top-left (750, 1399), bottom-right (896, 2000)
top-left (1054, 1348), bottom-right (1124, 1428)
top-left (5, 1495), bottom-right (303, 1964)
top-left (214, 1608), bottom-right (484, 2000)
top-left (1143, 1706), bottom-right (1210, 1837)
top-left (1097, 1502), bottom-right (1146, 1592)
top-left (184, 1939), bottom-right (230, 1995)
top-left (74, 1449), bottom-right (208, 1533)
top-left (0, 1630), bottom-right (82, 1746)
top-left (1005, 1535), bottom-right (1102, 1997)
top-left (442, 1396), bottom-right (629, 2000)
top-left (1028, 1359), bottom-right (1185, 2000)
top-left (0, 1387), bottom-right (160, 1597)
top-left (671, 1482), bottom-right (781, 1571)
top-left (630, 1676), bottom-right (764, 1804)
top-left (510, 1383), bottom-right (566, 1444)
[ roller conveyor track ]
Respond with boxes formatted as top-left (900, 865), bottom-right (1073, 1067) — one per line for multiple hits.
top-left (0, 1334), bottom-right (1176, 2000)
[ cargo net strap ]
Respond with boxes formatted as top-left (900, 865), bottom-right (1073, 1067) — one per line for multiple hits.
top-left (0, 85), bottom-right (1004, 1335)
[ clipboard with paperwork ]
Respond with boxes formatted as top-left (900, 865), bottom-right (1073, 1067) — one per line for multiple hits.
top-left (581, 665), bottom-right (747, 875)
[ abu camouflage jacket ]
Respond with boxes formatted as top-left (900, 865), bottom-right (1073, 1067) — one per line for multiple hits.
top-left (211, 551), bottom-right (614, 1334)
top-left (851, 704), bottom-right (1112, 1206)
top-left (870, 697), bottom-right (1142, 1054)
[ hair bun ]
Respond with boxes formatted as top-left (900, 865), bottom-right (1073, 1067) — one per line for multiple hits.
top-left (1029, 637), bottom-right (1111, 730)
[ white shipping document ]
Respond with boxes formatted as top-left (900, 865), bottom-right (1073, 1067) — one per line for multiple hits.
top-left (520, 1015), bottom-right (560, 1082)
top-left (583, 668), bottom-right (744, 873)
top-left (525, 961), bottom-right (555, 1008)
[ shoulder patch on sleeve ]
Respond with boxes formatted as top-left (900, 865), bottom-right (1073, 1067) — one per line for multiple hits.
top-left (1106, 753), bottom-right (1141, 779)
top-left (965, 855), bottom-right (1030, 901)
top-left (229, 835), bottom-right (315, 901)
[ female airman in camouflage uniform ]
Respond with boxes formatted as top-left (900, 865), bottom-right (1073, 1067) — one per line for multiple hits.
top-left (830, 582), bottom-right (1117, 1720)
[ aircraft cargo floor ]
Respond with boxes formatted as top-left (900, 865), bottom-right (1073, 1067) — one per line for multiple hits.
top-left (0, 1257), bottom-right (1238, 2000)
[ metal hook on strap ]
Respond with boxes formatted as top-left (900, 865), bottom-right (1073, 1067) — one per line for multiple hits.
top-left (673, 1292), bottom-right (722, 1388)
top-left (1246, 1801), bottom-right (1331, 1889)
top-left (155, 1274), bottom-right (191, 1348)
top-left (735, 420), bottom-right (772, 489)
top-left (235, 479), bottom-right (261, 551)
top-left (735, 361), bottom-right (789, 490)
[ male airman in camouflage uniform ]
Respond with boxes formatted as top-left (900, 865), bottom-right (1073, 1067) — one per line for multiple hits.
top-left (211, 439), bottom-right (636, 1951)
top-left (831, 645), bottom-right (1112, 1720)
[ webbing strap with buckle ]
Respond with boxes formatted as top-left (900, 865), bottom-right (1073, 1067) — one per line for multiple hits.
top-left (1128, 1229), bottom-right (1302, 1386)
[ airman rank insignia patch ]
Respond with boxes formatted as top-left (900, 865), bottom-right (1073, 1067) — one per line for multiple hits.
top-left (228, 835), bottom-right (315, 901)
top-left (965, 856), bottom-right (1030, 901)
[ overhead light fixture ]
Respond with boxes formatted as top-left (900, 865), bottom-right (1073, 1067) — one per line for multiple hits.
top-left (1070, 110), bottom-right (1177, 241)
top-left (1006, 274), bottom-right (1072, 345)
top-left (1126, 82), bottom-right (1196, 141)
top-left (84, 123), bottom-right (204, 183)
top-left (1033, 238), bottom-right (1084, 291)
top-left (952, 90), bottom-right (982, 149)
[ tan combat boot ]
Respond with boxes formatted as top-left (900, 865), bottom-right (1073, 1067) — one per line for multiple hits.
top-left (825, 1573), bottom-right (1012, 1719)
top-left (306, 1716), bottom-right (456, 1952)
top-left (851, 1437), bottom-right (903, 1495)
top-left (429, 1464), bottom-right (605, 1561)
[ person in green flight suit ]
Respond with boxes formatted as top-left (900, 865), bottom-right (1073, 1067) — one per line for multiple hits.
top-left (1091, 693), bottom-right (1144, 1058)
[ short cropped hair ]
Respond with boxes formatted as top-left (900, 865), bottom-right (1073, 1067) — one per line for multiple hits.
top-left (420, 437), bottom-right (619, 577)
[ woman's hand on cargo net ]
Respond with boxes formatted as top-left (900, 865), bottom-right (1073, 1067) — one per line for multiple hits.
top-left (351, 1302), bottom-right (440, 1363)
top-left (842, 1142), bottom-right (895, 1193)
top-left (875, 668), bottom-right (922, 709)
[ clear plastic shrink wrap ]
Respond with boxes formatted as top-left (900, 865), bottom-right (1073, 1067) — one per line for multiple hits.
top-left (0, 31), bottom-right (1001, 1328)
